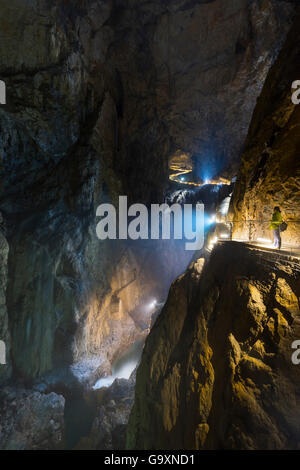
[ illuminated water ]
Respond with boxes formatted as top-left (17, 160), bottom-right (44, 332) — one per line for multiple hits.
top-left (93, 340), bottom-right (144, 390)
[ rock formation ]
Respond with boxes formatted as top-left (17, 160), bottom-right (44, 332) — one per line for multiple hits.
top-left (230, 9), bottom-right (300, 246)
top-left (1, 0), bottom-right (293, 385)
top-left (0, 387), bottom-right (65, 450)
top-left (127, 10), bottom-right (300, 450)
top-left (0, 0), bottom-right (298, 451)
top-left (76, 371), bottom-right (137, 450)
top-left (127, 243), bottom-right (300, 449)
top-left (0, 220), bottom-right (10, 384)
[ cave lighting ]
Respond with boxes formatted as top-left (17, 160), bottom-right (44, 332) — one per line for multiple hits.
top-left (219, 196), bottom-right (231, 216)
top-left (257, 237), bottom-right (272, 244)
top-left (206, 214), bottom-right (216, 226)
top-left (93, 359), bottom-right (137, 390)
top-left (147, 299), bottom-right (157, 310)
top-left (257, 237), bottom-right (273, 248)
top-left (208, 236), bottom-right (218, 251)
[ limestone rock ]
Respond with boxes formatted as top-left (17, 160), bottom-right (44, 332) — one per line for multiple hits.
top-left (77, 372), bottom-right (136, 450)
top-left (0, 221), bottom-right (10, 384)
top-left (0, 0), bottom-right (298, 450)
top-left (0, 387), bottom-right (65, 450)
top-left (230, 9), bottom-right (300, 246)
top-left (127, 243), bottom-right (300, 449)
top-left (127, 15), bottom-right (300, 443)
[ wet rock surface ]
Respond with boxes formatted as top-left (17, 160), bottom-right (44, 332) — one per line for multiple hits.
top-left (127, 243), bottom-right (300, 449)
top-left (0, 219), bottom-right (10, 384)
top-left (0, 0), bottom-right (197, 382)
top-left (0, 387), bottom-right (65, 450)
top-left (150, 0), bottom-right (295, 180)
top-left (230, 9), bottom-right (300, 246)
top-left (76, 372), bottom-right (136, 450)
top-left (0, 0), bottom-right (298, 451)
top-left (0, 0), bottom-right (295, 383)
top-left (127, 11), bottom-right (300, 449)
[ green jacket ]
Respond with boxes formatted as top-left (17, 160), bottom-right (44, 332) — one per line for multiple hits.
top-left (270, 210), bottom-right (283, 230)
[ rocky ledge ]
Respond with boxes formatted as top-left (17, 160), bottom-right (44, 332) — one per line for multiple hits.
top-left (0, 387), bottom-right (65, 450)
top-left (127, 242), bottom-right (300, 449)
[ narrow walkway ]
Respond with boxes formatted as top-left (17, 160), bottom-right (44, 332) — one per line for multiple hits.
top-left (169, 165), bottom-right (231, 187)
top-left (216, 239), bottom-right (300, 264)
top-left (210, 219), bottom-right (300, 260)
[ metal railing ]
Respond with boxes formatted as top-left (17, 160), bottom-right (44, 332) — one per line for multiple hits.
top-left (207, 219), bottom-right (300, 258)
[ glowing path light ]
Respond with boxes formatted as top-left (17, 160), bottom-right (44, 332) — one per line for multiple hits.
top-left (256, 237), bottom-right (273, 249)
top-left (207, 236), bottom-right (218, 252)
top-left (257, 237), bottom-right (272, 244)
top-left (148, 299), bottom-right (157, 310)
top-left (169, 165), bottom-right (196, 185)
top-left (169, 164), bottom-right (231, 187)
top-left (220, 233), bottom-right (230, 239)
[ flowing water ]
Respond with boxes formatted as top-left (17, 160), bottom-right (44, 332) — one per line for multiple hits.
top-left (93, 339), bottom-right (145, 390)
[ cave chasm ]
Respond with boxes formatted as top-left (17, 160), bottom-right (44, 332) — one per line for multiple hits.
top-left (0, 0), bottom-right (299, 451)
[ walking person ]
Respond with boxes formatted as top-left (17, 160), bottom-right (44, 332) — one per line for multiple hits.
top-left (270, 206), bottom-right (283, 249)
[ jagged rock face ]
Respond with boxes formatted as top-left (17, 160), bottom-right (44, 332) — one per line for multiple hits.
top-left (0, 223), bottom-right (10, 384)
top-left (94, 0), bottom-right (296, 187)
top-left (230, 10), bottom-right (300, 245)
top-left (76, 373), bottom-right (136, 450)
top-left (0, 387), bottom-right (65, 450)
top-left (0, 0), bottom-right (295, 384)
top-left (0, 0), bottom-right (114, 380)
top-left (0, 0), bottom-right (164, 381)
top-left (73, 244), bottom-right (185, 381)
top-left (150, 0), bottom-right (295, 180)
top-left (127, 9), bottom-right (300, 450)
top-left (127, 242), bottom-right (300, 449)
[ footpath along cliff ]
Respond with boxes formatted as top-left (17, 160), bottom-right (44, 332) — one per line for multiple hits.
top-left (127, 10), bottom-right (300, 450)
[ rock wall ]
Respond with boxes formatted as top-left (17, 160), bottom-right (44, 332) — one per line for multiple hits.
top-left (150, 0), bottom-right (295, 180)
top-left (0, 0), bottom-right (168, 381)
top-left (127, 10), bottom-right (300, 450)
top-left (0, 0), bottom-right (296, 384)
top-left (230, 9), bottom-right (300, 245)
top-left (0, 217), bottom-right (10, 384)
top-left (76, 373), bottom-right (137, 450)
top-left (127, 242), bottom-right (300, 449)
top-left (0, 0), bottom-right (114, 380)
top-left (0, 387), bottom-right (65, 450)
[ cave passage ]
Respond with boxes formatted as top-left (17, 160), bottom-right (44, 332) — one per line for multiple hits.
top-left (169, 163), bottom-right (231, 187)
top-left (0, 0), bottom-right (299, 453)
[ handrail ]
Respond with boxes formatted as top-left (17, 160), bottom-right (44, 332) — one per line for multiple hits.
top-left (227, 219), bottom-right (300, 223)
top-left (209, 218), bottom-right (300, 257)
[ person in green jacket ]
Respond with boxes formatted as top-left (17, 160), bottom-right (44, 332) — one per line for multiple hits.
top-left (270, 206), bottom-right (283, 249)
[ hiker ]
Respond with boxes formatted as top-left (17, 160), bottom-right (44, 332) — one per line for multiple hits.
top-left (270, 206), bottom-right (283, 249)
